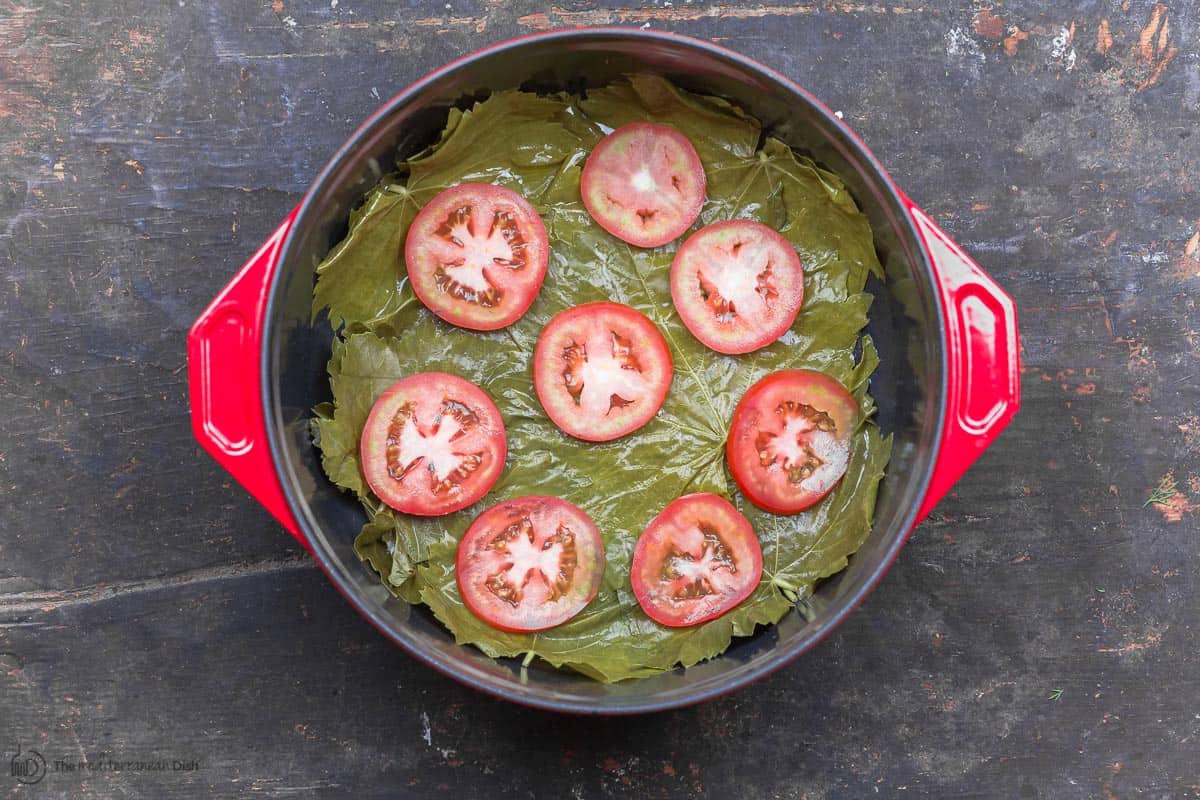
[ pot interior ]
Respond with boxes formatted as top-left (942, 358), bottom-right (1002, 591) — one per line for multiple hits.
top-left (265, 29), bottom-right (943, 713)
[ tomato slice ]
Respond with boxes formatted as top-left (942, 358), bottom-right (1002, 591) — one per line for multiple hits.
top-left (727, 370), bottom-right (858, 514)
top-left (405, 183), bottom-right (549, 331)
top-left (630, 493), bottom-right (763, 627)
top-left (532, 302), bottom-right (673, 442)
top-left (457, 496), bottom-right (605, 632)
top-left (670, 220), bottom-right (805, 355)
top-left (580, 122), bottom-right (706, 248)
top-left (360, 373), bottom-right (507, 516)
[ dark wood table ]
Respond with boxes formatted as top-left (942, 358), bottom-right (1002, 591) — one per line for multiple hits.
top-left (3, 1), bottom-right (1198, 797)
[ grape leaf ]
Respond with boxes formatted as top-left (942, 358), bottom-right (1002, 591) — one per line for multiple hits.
top-left (310, 77), bottom-right (892, 681)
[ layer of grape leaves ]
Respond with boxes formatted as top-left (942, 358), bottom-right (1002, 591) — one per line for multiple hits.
top-left (309, 75), bottom-right (893, 682)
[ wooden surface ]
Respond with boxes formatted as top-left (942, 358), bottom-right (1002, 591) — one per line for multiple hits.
top-left (2, 1), bottom-right (1199, 797)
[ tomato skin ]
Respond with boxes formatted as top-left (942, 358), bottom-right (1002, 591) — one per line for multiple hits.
top-left (532, 302), bottom-right (673, 442)
top-left (360, 373), bottom-right (506, 516)
top-left (580, 122), bottom-right (706, 248)
top-left (631, 493), bottom-right (763, 627)
top-left (670, 220), bottom-right (805, 355)
top-left (727, 370), bottom-right (858, 515)
top-left (456, 496), bottom-right (605, 633)
top-left (405, 183), bottom-right (549, 331)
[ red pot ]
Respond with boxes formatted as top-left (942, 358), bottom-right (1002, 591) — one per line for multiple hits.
top-left (187, 29), bottom-right (1019, 713)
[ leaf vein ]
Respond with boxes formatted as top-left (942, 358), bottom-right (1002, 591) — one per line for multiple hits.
top-left (621, 242), bottom-right (724, 439)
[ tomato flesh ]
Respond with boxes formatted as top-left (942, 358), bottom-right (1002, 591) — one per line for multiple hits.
top-left (631, 493), bottom-right (762, 627)
top-left (671, 220), bottom-right (805, 355)
top-left (405, 183), bottom-right (549, 331)
top-left (533, 302), bottom-right (673, 442)
top-left (457, 496), bottom-right (604, 632)
top-left (360, 373), bottom-right (506, 516)
top-left (727, 370), bottom-right (857, 514)
top-left (580, 122), bottom-right (706, 248)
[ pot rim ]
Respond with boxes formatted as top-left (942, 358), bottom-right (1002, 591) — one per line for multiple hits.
top-left (263, 26), bottom-right (945, 714)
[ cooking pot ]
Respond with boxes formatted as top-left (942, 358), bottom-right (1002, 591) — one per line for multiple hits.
top-left (187, 28), bottom-right (1019, 713)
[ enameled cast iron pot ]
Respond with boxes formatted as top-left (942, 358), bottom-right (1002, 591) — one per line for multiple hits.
top-left (187, 29), bottom-right (1019, 714)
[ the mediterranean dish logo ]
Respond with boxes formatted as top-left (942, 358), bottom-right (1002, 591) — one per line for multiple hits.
top-left (9, 744), bottom-right (46, 785)
top-left (8, 743), bottom-right (199, 785)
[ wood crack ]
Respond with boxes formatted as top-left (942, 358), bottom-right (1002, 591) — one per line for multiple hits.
top-left (518, 4), bottom-right (931, 29)
top-left (0, 555), bottom-right (317, 618)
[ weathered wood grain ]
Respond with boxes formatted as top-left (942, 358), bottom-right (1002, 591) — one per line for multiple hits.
top-left (1, 0), bottom-right (1198, 797)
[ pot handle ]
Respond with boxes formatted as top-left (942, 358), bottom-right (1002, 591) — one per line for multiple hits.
top-left (188, 211), bottom-right (307, 544)
top-left (906, 202), bottom-right (1020, 523)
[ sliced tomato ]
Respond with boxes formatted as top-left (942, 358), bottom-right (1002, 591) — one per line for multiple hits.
top-left (580, 122), bottom-right (706, 248)
top-left (457, 496), bottom-right (605, 632)
top-left (671, 220), bottom-right (805, 355)
top-left (630, 493), bottom-right (763, 627)
top-left (727, 370), bottom-right (858, 514)
top-left (360, 373), bottom-right (506, 516)
top-left (533, 302), bottom-right (673, 442)
top-left (405, 183), bottom-right (549, 331)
